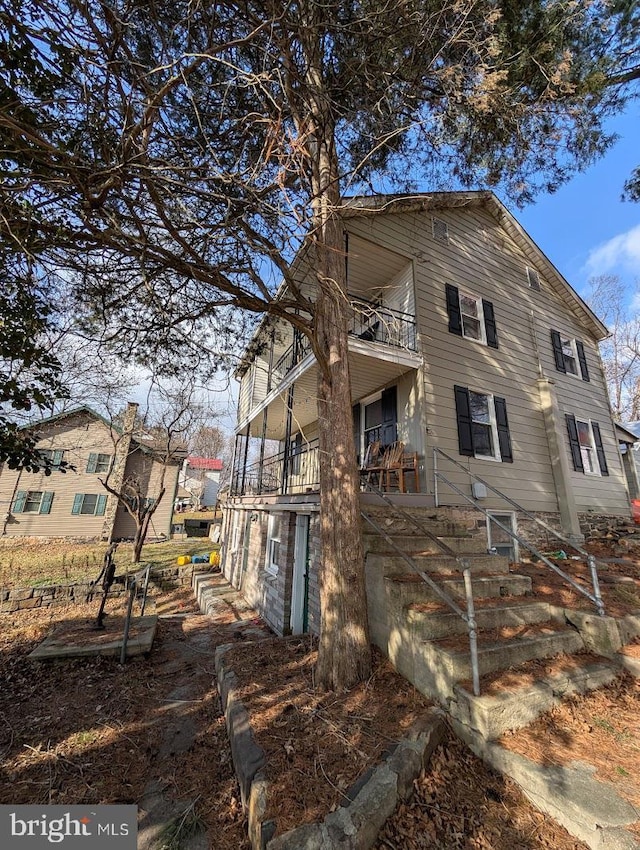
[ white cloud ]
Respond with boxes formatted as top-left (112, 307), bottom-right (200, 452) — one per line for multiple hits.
top-left (585, 223), bottom-right (640, 277)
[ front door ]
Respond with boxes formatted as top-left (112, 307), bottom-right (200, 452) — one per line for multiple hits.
top-left (363, 385), bottom-right (398, 452)
top-left (290, 514), bottom-right (310, 634)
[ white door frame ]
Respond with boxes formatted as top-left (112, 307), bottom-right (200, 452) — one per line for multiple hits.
top-left (290, 514), bottom-right (310, 634)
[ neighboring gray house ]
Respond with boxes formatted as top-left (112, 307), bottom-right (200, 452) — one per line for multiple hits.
top-left (220, 191), bottom-right (632, 637)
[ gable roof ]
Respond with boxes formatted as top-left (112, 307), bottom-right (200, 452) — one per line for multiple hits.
top-left (235, 191), bottom-right (608, 376)
top-left (21, 405), bottom-right (114, 432)
top-left (19, 405), bottom-right (187, 462)
top-left (341, 191), bottom-right (608, 340)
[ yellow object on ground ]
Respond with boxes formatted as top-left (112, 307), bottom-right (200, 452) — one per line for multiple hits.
top-left (177, 555), bottom-right (191, 566)
top-left (209, 551), bottom-right (220, 567)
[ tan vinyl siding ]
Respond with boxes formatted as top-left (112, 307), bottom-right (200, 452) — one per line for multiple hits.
top-left (0, 413), bottom-right (117, 537)
top-left (0, 411), bottom-right (184, 539)
top-left (348, 205), bottom-right (628, 515)
top-left (112, 449), bottom-right (179, 540)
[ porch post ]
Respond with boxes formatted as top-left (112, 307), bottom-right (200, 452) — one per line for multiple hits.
top-left (257, 407), bottom-right (269, 495)
top-left (230, 433), bottom-right (240, 495)
top-left (266, 326), bottom-right (276, 394)
top-left (240, 428), bottom-right (250, 496)
top-left (281, 383), bottom-right (295, 495)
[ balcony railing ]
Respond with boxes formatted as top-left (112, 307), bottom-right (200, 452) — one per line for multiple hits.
top-left (265, 300), bottom-right (417, 391)
top-left (348, 298), bottom-right (417, 352)
top-left (270, 332), bottom-right (312, 390)
top-left (233, 438), bottom-right (320, 496)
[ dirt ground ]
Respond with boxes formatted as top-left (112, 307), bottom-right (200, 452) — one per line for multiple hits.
top-left (3, 533), bottom-right (640, 848)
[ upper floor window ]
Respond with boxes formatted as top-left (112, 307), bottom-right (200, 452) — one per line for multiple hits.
top-left (12, 490), bottom-right (54, 514)
top-left (446, 285), bottom-right (498, 349)
top-left (550, 330), bottom-right (590, 381)
top-left (86, 453), bottom-right (112, 474)
top-left (40, 449), bottom-right (65, 469)
top-left (566, 415), bottom-right (608, 476)
top-left (454, 386), bottom-right (513, 462)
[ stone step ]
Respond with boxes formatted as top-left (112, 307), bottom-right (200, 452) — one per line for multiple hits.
top-left (449, 660), bottom-right (619, 739)
top-left (418, 627), bottom-right (584, 687)
top-left (368, 551), bottom-right (510, 576)
top-left (385, 573), bottom-right (533, 607)
top-left (362, 514), bottom-right (471, 538)
top-left (406, 601), bottom-right (552, 640)
top-left (364, 534), bottom-right (488, 555)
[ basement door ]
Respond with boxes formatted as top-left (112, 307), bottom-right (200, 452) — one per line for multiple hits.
top-left (290, 514), bottom-right (310, 634)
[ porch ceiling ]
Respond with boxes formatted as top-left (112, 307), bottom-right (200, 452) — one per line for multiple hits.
top-left (347, 233), bottom-right (409, 297)
top-left (245, 352), bottom-right (418, 440)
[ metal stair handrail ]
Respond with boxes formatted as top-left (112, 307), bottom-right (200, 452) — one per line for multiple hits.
top-left (361, 479), bottom-right (481, 695)
top-left (432, 447), bottom-right (605, 617)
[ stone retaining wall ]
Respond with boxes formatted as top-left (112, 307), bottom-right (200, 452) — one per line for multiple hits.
top-left (0, 564), bottom-right (196, 614)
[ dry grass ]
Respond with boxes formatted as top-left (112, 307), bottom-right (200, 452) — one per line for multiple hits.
top-left (0, 539), bottom-right (217, 590)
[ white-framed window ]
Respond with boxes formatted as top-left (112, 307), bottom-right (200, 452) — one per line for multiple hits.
top-left (469, 391), bottom-right (500, 461)
top-left (454, 385), bottom-right (513, 463)
top-left (487, 511), bottom-right (518, 562)
top-left (551, 330), bottom-right (590, 381)
top-left (71, 493), bottom-right (108, 516)
top-left (560, 336), bottom-right (579, 376)
top-left (576, 419), bottom-right (600, 476)
top-left (12, 490), bottom-right (54, 515)
top-left (40, 449), bottom-right (65, 469)
top-left (446, 285), bottom-right (498, 349)
top-left (459, 291), bottom-right (486, 344)
top-left (86, 453), bottom-right (112, 473)
top-left (265, 513), bottom-right (281, 576)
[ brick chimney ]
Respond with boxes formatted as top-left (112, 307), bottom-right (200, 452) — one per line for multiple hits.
top-left (102, 402), bottom-right (139, 541)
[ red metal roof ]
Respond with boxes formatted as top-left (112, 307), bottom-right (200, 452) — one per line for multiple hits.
top-left (186, 456), bottom-right (223, 471)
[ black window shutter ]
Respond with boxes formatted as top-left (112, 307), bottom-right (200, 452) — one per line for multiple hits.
top-left (445, 284), bottom-right (462, 336)
top-left (551, 330), bottom-right (566, 373)
top-left (591, 422), bottom-right (609, 475)
top-left (352, 403), bottom-right (361, 465)
top-left (483, 300), bottom-right (499, 349)
top-left (565, 414), bottom-right (584, 472)
top-left (380, 386), bottom-right (397, 446)
top-left (454, 385), bottom-right (474, 456)
top-left (494, 397), bottom-right (513, 462)
top-left (576, 340), bottom-right (590, 382)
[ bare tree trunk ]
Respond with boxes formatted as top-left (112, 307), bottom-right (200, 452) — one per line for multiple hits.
top-left (313, 216), bottom-right (372, 690)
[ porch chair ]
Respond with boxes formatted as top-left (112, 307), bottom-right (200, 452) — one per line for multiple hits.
top-left (360, 440), bottom-right (384, 488)
top-left (383, 442), bottom-right (420, 493)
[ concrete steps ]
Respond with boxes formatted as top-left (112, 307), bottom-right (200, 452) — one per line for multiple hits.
top-left (406, 600), bottom-right (552, 640)
top-left (363, 505), bottom-right (629, 743)
top-left (368, 551), bottom-right (510, 575)
top-left (425, 626), bottom-right (584, 682)
top-left (385, 573), bottom-right (533, 607)
top-left (364, 533), bottom-right (489, 555)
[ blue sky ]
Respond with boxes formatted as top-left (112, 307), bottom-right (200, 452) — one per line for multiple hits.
top-left (516, 107), bottom-right (639, 302)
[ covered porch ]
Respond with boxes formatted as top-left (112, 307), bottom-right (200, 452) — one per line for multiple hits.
top-left (230, 351), bottom-right (426, 499)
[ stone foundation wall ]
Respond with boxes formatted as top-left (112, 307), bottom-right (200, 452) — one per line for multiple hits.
top-left (1, 564), bottom-right (195, 613)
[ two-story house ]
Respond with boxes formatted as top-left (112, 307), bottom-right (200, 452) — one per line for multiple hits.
top-left (220, 191), bottom-right (631, 638)
top-left (0, 403), bottom-right (182, 541)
